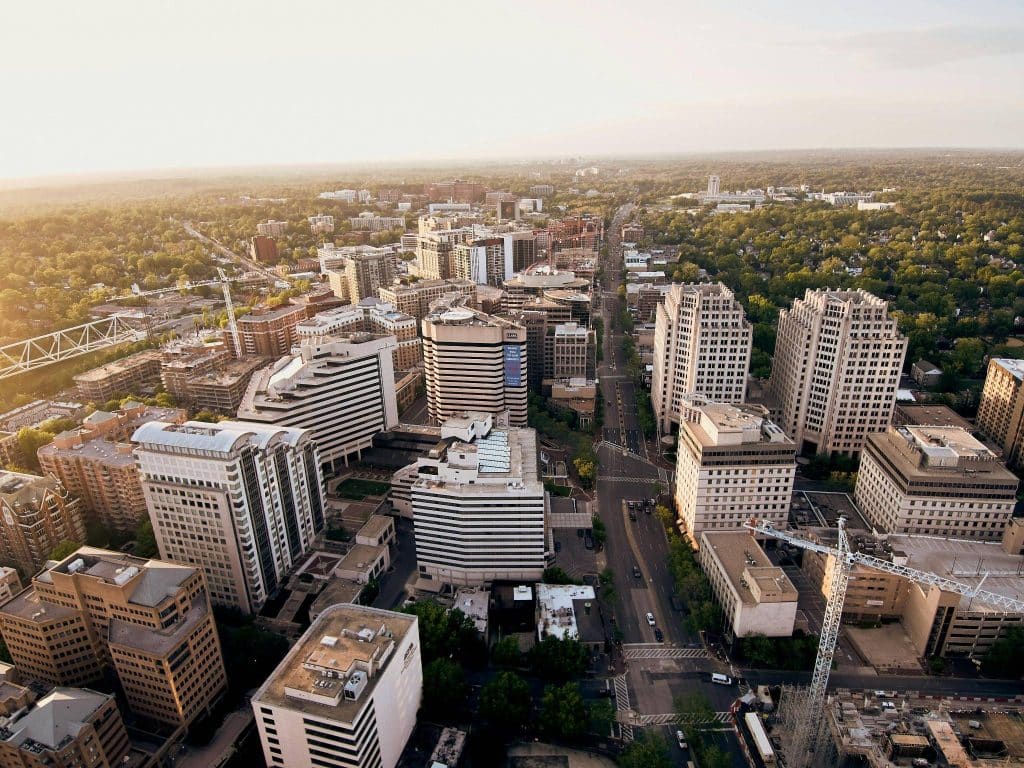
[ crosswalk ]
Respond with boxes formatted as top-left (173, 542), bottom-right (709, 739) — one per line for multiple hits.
top-left (635, 712), bottom-right (732, 726)
top-left (613, 674), bottom-right (633, 742)
top-left (623, 644), bottom-right (708, 660)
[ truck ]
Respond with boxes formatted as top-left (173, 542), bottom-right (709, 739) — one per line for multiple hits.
top-left (744, 712), bottom-right (776, 765)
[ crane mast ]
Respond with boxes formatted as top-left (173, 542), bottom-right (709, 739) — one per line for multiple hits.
top-left (217, 268), bottom-right (243, 359)
top-left (745, 517), bottom-right (1024, 768)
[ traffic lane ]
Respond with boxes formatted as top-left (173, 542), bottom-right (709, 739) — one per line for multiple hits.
top-left (743, 669), bottom-right (1024, 698)
top-left (632, 509), bottom-right (693, 646)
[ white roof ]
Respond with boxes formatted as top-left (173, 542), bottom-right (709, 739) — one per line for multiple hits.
top-left (536, 584), bottom-right (596, 641)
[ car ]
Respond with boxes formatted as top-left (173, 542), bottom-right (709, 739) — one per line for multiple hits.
top-left (676, 729), bottom-right (687, 749)
top-left (584, 536), bottom-right (594, 550)
top-left (554, 541), bottom-right (562, 552)
top-left (711, 673), bottom-right (733, 686)
top-left (646, 612), bottom-right (656, 626)
top-left (633, 565), bottom-right (642, 578)
top-left (629, 510), bottom-right (637, 521)
top-left (654, 628), bottom-right (664, 642)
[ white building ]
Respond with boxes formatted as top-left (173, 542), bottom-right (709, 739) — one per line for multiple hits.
top-left (237, 335), bottom-right (398, 469)
top-left (699, 531), bottom-right (798, 640)
top-left (258, 220), bottom-right (288, 237)
top-left (316, 243), bottom-right (397, 275)
top-left (349, 213), bottom-right (405, 232)
top-left (768, 289), bottom-right (907, 457)
top-left (252, 604), bottom-right (421, 768)
top-left (855, 426), bottom-right (1018, 541)
top-left (409, 413), bottom-right (548, 586)
top-left (707, 175), bottom-right (721, 197)
top-left (674, 397), bottom-right (796, 540)
top-left (308, 214), bottom-right (335, 234)
top-left (535, 583), bottom-right (598, 644)
top-left (319, 189), bottom-right (357, 201)
top-left (652, 283), bottom-right (752, 434)
top-left (133, 420), bottom-right (325, 614)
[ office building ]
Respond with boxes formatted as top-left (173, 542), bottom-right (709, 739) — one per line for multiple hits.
top-left (499, 309), bottom-right (547, 392)
top-left (308, 214), bottom-right (335, 235)
top-left (0, 547), bottom-right (226, 727)
top-left (977, 358), bottom-right (1024, 468)
top-left (250, 235), bottom-right (280, 264)
top-left (238, 335), bottom-right (398, 469)
top-left (415, 229), bottom-right (474, 280)
top-left (0, 471), bottom-right (85, 576)
top-left (502, 268), bottom-right (590, 314)
top-left (234, 304), bottom-right (307, 358)
top-left (409, 413), bottom-right (547, 585)
top-left (652, 283), bottom-right (752, 433)
top-left (422, 302), bottom-right (528, 427)
top-left (377, 278), bottom-right (477, 321)
top-left (38, 402), bottom-right (186, 532)
top-left (543, 322), bottom-right (593, 380)
top-left (698, 531), bottom-right (798, 640)
top-left (252, 604), bottom-right (421, 768)
top-left (73, 350), bottom-right (163, 403)
top-left (348, 214), bottom-right (405, 232)
top-left (327, 251), bottom-right (395, 303)
top-left (855, 426), bottom-right (1018, 541)
top-left (133, 420), bottom-right (325, 613)
top-left (674, 398), bottom-right (796, 541)
top-left (297, 301), bottom-right (421, 371)
top-left (424, 180), bottom-right (485, 203)
top-left (768, 289), bottom-right (907, 456)
top-left (0, 687), bottom-right (130, 768)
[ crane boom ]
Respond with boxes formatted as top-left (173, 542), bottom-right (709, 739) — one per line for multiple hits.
top-left (217, 268), bottom-right (243, 359)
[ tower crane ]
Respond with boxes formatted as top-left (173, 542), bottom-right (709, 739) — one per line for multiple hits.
top-left (745, 517), bottom-right (1024, 768)
top-left (217, 268), bottom-right (243, 359)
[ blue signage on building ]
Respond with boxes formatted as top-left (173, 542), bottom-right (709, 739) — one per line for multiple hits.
top-left (503, 344), bottom-right (522, 387)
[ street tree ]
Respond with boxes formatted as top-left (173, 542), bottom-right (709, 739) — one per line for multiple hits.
top-left (478, 671), bottom-right (532, 735)
top-left (540, 682), bottom-right (588, 740)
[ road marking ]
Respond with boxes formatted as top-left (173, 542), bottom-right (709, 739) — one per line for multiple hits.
top-left (623, 647), bottom-right (709, 660)
top-left (612, 673), bottom-right (634, 742)
top-left (634, 712), bottom-right (732, 726)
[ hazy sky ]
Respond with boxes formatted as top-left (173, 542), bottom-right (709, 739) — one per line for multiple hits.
top-left (2, 0), bottom-right (1023, 179)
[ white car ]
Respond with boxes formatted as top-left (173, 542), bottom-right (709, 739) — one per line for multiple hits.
top-left (676, 729), bottom-right (687, 749)
top-left (646, 612), bottom-right (656, 626)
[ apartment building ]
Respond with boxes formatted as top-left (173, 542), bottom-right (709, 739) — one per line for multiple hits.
top-left (0, 471), bottom-right (85, 575)
top-left (674, 398), bottom-right (796, 542)
top-left (452, 237), bottom-right (510, 287)
top-left (976, 358), bottom-right (1024, 468)
top-left (855, 426), bottom-right (1018, 541)
top-left (409, 413), bottom-right (547, 585)
top-left (0, 570), bottom-right (19, 602)
top-left (317, 244), bottom-right (396, 275)
top-left (258, 220), bottom-right (288, 237)
top-left (73, 350), bottom-right (163, 403)
top-left (0, 547), bottom-right (226, 727)
top-left (252, 604), bottom-right (421, 768)
top-left (308, 214), bottom-right (335, 234)
top-left (327, 252), bottom-right (396, 303)
top-left (133, 420), bottom-right (325, 613)
top-left (167, 357), bottom-right (267, 413)
top-left (0, 401), bottom-right (85, 433)
top-left (0, 687), bottom-right (130, 768)
top-left (652, 283), bottom-right (752, 434)
top-left (0, 433), bottom-right (22, 469)
top-left (160, 343), bottom-right (232, 394)
top-left (767, 289), bottom-right (907, 457)
top-left (543, 322), bottom-right (594, 380)
top-left (238, 335), bottom-right (398, 469)
top-left (250, 235), bottom-right (279, 264)
top-left (348, 214), bottom-right (405, 232)
top-left (698, 531), bottom-right (798, 640)
top-left (38, 402), bottom-right (186, 532)
top-left (422, 302), bottom-right (528, 427)
top-left (234, 304), bottom-right (307, 358)
top-left (415, 229), bottom-right (474, 280)
top-left (425, 180), bottom-right (486, 203)
top-left (296, 301), bottom-right (421, 371)
top-left (377, 278), bottom-right (477, 321)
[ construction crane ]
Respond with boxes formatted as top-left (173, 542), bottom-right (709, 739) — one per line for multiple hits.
top-left (217, 268), bottom-right (243, 359)
top-left (745, 517), bottom-right (1024, 768)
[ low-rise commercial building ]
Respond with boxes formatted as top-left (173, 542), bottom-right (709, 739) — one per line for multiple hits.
top-left (535, 584), bottom-right (603, 650)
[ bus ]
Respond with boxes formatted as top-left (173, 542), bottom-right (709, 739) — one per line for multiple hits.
top-left (744, 712), bottom-right (776, 765)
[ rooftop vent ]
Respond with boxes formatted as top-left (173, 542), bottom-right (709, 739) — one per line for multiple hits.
top-left (320, 635), bottom-right (338, 648)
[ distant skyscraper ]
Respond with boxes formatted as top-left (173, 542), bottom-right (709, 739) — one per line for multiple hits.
top-left (707, 175), bottom-right (721, 196)
top-left (133, 420), bottom-right (325, 613)
top-left (652, 283), bottom-right (752, 434)
top-left (768, 289), bottom-right (907, 456)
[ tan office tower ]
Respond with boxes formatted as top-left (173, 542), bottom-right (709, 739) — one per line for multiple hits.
top-left (0, 471), bottom-right (85, 576)
top-left (344, 251), bottom-right (396, 302)
top-left (768, 289), bottom-right (907, 457)
top-left (0, 547), bottom-right (226, 727)
top-left (652, 283), bottom-right (752, 434)
top-left (415, 229), bottom-right (474, 280)
top-left (422, 302), bottom-right (528, 427)
top-left (976, 358), bottom-right (1024, 468)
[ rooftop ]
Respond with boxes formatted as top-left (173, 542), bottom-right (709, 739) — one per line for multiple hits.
top-left (355, 515), bottom-right (393, 542)
top-left (453, 586), bottom-right (490, 635)
top-left (132, 419), bottom-right (308, 456)
top-left (109, 594), bottom-right (212, 656)
top-left (336, 544), bottom-right (386, 575)
top-left (254, 604), bottom-right (416, 722)
top-left (0, 470), bottom-right (62, 502)
top-left (894, 404), bottom-right (973, 431)
top-left (0, 687), bottom-right (111, 752)
top-left (992, 357), bottom-right (1024, 382)
top-left (536, 583), bottom-right (597, 641)
top-left (682, 398), bottom-right (793, 450)
top-left (701, 531), bottom-right (798, 605)
top-left (72, 350), bottom-right (161, 382)
top-left (869, 426), bottom-right (1016, 481)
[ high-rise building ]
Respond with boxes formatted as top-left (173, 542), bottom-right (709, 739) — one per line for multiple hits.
top-left (408, 413), bottom-right (548, 585)
top-left (415, 229), bottom-right (474, 280)
top-left (0, 546), bottom-right (226, 727)
top-left (855, 426), bottom-right (1018, 541)
top-left (133, 420), bottom-right (325, 613)
top-left (296, 301), bottom-right (421, 371)
top-left (0, 687), bottom-right (130, 768)
top-left (250, 235), bottom-right (280, 264)
top-left (238, 335), bottom-right (398, 469)
top-left (452, 237), bottom-right (510, 286)
top-left (767, 289), bottom-right (908, 456)
top-left (233, 304), bottom-right (307, 358)
top-left (37, 402), bottom-right (186, 532)
top-left (499, 309), bottom-right (548, 392)
top-left (0, 471), bottom-right (85, 576)
top-left (652, 283), bottom-right (752, 434)
top-left (422, 302), bottom-right (528, 426)
top-left (707, 175), bottom-right (721, 196)
top-left (377, 278), bottom-right (477, 321)
top-left (252, 604), bottom-right (421, 768)
top-left (543, 322), bottom-right (594, 380)
top-left (317, 244), bottom-right (396, 275)
top-left (502, 269), bottom-right (590, 314)
top-left (328, 251), bottom-right (396, 303)
top-left (976, 358), bottom-right (1024, 468)
top-left (307, 214), bottom-right (335, 235)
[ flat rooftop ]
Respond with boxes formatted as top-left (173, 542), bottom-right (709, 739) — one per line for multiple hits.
top-left (336, 544), bottom-right (386, 575)
top-left (72, 350), bottom-right (161, 381)
top-left (684, 401), bottom-right (793, 449)
top-left (355, 515), bottom-right (393, 542)
top-left (992, 357), bottom-right (1024, 382)
top-left (701, 532), bottom-right (798, 605)
top-left (254, 604), bottom-right (416, 723)
top-left (536, 584), bottom-right (597, 641)
top-left (894, 404), bottom-right (973, 431)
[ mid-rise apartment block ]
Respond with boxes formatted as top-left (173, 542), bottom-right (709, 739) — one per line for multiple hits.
top-left (308, 214), bottom-right (335, 234)
top-left (250, 235), bottom-right (279, 264)
top-left (0, 547), bottom-right (226, 727)
top-left (38, 402), bottom-right (186, 532)
top-left (855, 426), bottom-right (1018, 541)
top-left (674, 398), bottom-right (796, 542)
top-left (348, 214), bottom-right (405, 232)
top-left (425, 180), bottom-right (485, 203)
top-left (0, 687), bottom-right (130, 768)
top-left (0, 471), bottom-right (85, 575)
top-left (652, 283), bottom-right (752, 433)
top-left (233, 304), bottom-right (307, 358)
top-left (0, 569), bottom-right (19, 602)
top-left (976, 358), bottom-right (1024, 468)
top-left (408, 413), bottom-right (548, 585)
top-left (377, 278), bottom-right (477, 321)
top-left (163, 354), bottom-right (267, 413)
top-left (258, 220), bottom-right (288, 237)
top-left (238, 335), bottom-right (398, 468)
top-left (252, 604), bottom-right (421, 768)
top-left (543, 322), bottom-right (594, 380)
top-left (415, 229), bottom-right (474, 280)
top-left (422, 302), bottom-right (528, 427)
top-left (768, 289), bottom-right (907, 456)
top-left (452, 237), bottom-right (510, 286)
top-left (73, 350), bottom-right (163, 403)
top-left (327, 251), bottom-right (396, 303)
top-left (297, 301), bottom-right (421, 371)
top-left (317, 244), bottom-right (396, 274)
top-left (133, 420), bottom-right (325, 613)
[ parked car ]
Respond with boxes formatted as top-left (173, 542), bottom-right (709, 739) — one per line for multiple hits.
top-left (633, 565), bottom-right (642, 578)
top-left (655, 628), bottom-right (664, 642)
top-left (584, 536), bottom-right (594, 550)
top-left (646, 612), bottom-right (656, 626)
top-left (676, 729), bottom-right (687, 749)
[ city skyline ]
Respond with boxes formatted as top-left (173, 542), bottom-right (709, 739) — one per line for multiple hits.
top-left (1, 0), bottom-right (1023, 180)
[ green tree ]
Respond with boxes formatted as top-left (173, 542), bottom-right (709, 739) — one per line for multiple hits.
top-left (402, 600), bottom-right (486, 667)
top-left (16, 427), bottom-right (55, 472)
top-left (542, 566), bottom-right (579, 585)
top-left (540, 682), bottom-right (588, 740)
top-left (478, 671), bottom-right (532, 734)
top-left (674, 690), bottom-right (715, 739)
top-left (421, 658), bottom-right (467, 720)
top-left (133, 519), bottom-right (159, 558)
top-left (49, 540), bottom-right (80, 561)
top-left (528, 636), bottom-right (589, 682)
top-left (491, 636), bottom-right (522, 667)
top-left (982, 626), bottom-right (1024, 678)
top-left (618, 732), bottom-right (672, 768)
top-left (589, 697), bottom-right (615, 736)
